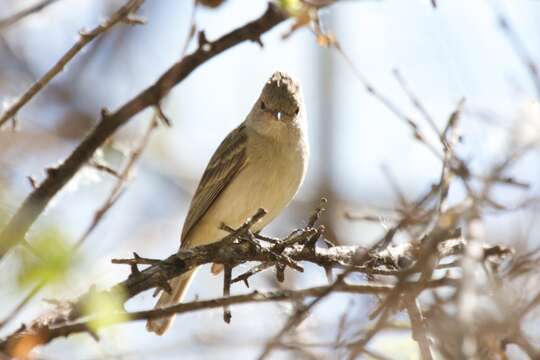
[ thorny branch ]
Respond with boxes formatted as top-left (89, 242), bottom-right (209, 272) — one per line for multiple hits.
top-left (0, 202), bottom-right (508, 358)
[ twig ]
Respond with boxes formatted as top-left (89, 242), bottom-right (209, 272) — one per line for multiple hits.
top-left (347, 307), bottom-right (392, 359)
top-left (332, 42), bottom-right (443, 161)
top-left (181, 0), bottom-right (199, 57)
top-left (491, 1), bottom-right (540, 99)
top-left (223, 265), bottom-right (232, 323)
top-left (0, 0), bottom-right (146, 128)
top-left (393, 69), bottom-right (439, 137)
top-left (307, 197), bottom-right (327, 228)
top-left (258, 270), bottom-right (359, 359)
top-left (406, 300), bottom-right (433, 360)
top-left (74, 114), bottom-right (158, 250)
top-left (231, 262), bottom-right (273, 287)
top-left (0, 281), bottom-right (45, 332)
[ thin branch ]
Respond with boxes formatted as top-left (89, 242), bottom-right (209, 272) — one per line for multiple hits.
top-left (347, 306), bottom-right (392, 359)
top-left (0, 281), bottom-right (45, 332)
top-left (332, 42), bottom-right (443, 161)
top-left (257, 236), bottom-right (375, 360)
top-left (0, 280), bottom-right (451, 356)
top-left (406, 300), bottom-right (433, 360)
top-left (74, 114), bottom-right (158, 250)
top-left (0, 0), bottom-right (61, 31)
top-left (491, 1), bottom-right (540, 99)
top-left (392, 68), bottom-right (439, 137)
top-left (0, 0), bottom-right (146, 128)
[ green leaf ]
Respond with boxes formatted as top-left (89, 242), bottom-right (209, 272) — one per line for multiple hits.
top-left (279, 0), bottom-right (301, 15)
top-left (18, 228), bottom-right (74, 287)
top-left (83, 289), bottom-right (129, 332)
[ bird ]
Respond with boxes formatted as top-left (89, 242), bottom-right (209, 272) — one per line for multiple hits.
top-left (146, 71), bottom-right (309, 335)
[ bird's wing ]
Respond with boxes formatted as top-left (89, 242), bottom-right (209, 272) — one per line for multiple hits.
top-left (180, 124), bottom-right (248, 247)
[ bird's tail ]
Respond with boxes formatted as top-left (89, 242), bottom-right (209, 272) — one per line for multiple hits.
top-left (146, 268), bottom-right (197, 335)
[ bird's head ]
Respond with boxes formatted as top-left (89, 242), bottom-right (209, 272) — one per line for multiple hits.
top-left (247, 71), bottom-right (306, 140)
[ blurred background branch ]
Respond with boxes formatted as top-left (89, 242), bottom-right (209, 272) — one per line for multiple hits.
top-left (0, 0), bottom-right (61, 31)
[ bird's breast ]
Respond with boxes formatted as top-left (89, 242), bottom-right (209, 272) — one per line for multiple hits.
top-left (187, 134), bottom-right (308, 247)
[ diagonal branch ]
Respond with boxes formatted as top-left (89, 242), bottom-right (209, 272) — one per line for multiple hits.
top-left (0, 0), bottom-right (61, 31)
top-left (0, 3), bottom-right (289, 259)
top-left (406, 300), bottom-right (433, 360)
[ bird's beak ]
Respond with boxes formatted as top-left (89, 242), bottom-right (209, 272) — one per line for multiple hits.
top-left (274, 111), bottom-right (283, 121)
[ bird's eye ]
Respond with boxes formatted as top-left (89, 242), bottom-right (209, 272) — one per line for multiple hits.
top-left (294, 107), bottom-right (299, 115)
top-left (260, 101), bottom-right (266, 110)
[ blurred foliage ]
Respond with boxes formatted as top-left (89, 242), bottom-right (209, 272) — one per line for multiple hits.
top-left (0, 185), bottom-right (10, 229)
top-left (83, 288), bottom-right (129, 332)
top-left (279, 0), bottom-right (302, 15)
top-left (17, 227), bottom-right (75, 287)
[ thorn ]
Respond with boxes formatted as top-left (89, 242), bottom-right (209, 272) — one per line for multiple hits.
top-left (88, 160), bottom-right (121, 178)
top-left (306, 225), bottom-right (325, 248)
top-left (155, 103), bottom-right (172, 127)
top-left (307, 198), bottom-right (327, 227)
top-left (324, 266), bottom-right (333, 284)
top-left (276, 264), bottom-right (285, 282)
top-left (100, 107), bottom-right (111, 119)
top-left (224, 309), bottom-right (232, 324)
top-left (243, 278), bottom-right (250, 288)
top-left (130, 252), bottom-right (141, 275)
top-left (198, 31), bottom-right (212, 52)
top-left (86, 326), bottom-right (100, 341)
top-left (45, 166), bottom-right (59, 177)
top-left (79, 28), bottom-right (92, 38)
top-left (222, 265), bottom-right (232, 323)
top-left (252, 35), bottom-right (264, 48)
top-left (219, 223), bottom-right (235, 233)
top-left (123, 14), bottom-right (147, 25)
top-left (157, 273), bottom-right (172, 294)
top-left (27, 176), bottom-right (38, 189)
top-left (10, 115), bottom-right (18, 132)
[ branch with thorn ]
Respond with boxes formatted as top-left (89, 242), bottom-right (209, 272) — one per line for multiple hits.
top-left (0, 200), bottom-right (513, 358)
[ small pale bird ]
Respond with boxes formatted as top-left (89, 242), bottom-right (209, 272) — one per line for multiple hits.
top-left (146, 71), bottom-right (309, 335)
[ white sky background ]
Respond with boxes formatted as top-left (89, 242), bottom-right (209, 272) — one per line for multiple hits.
top-left (0, 0), bottom-right (539, 358)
